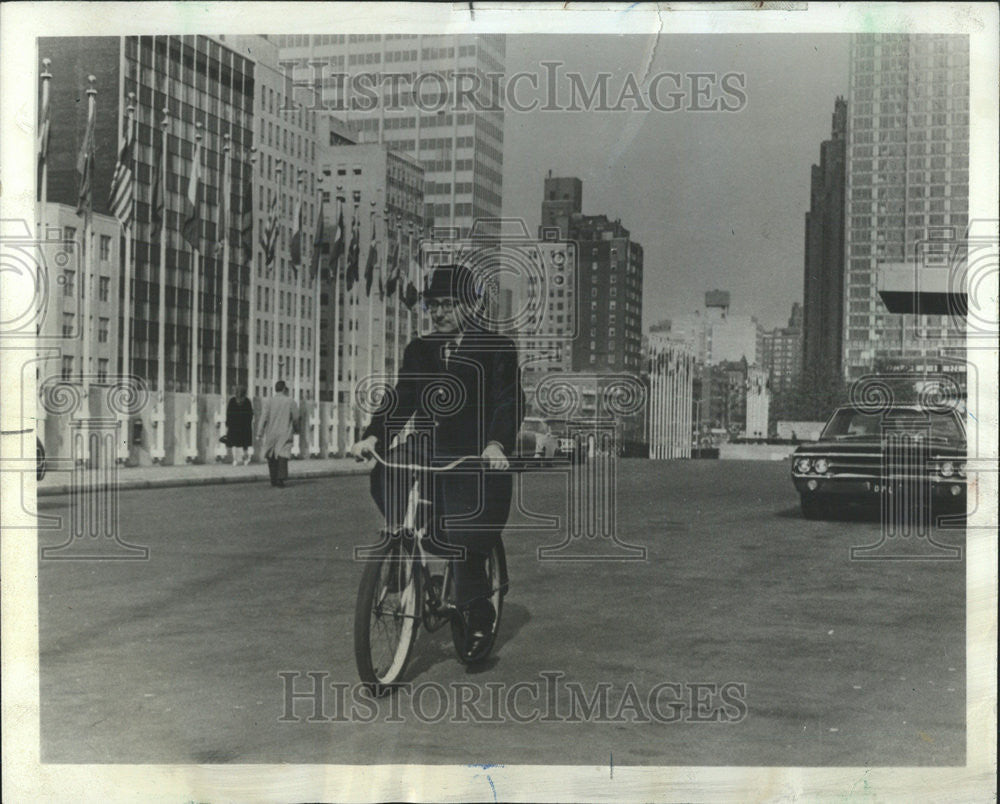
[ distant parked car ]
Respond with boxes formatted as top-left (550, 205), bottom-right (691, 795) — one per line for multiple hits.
top-left (791, 404), bottom-right (966, 520)
top-left (546, 419), bottom-right (585, 463)
top-left (517, 417), bottom-right (558, 459)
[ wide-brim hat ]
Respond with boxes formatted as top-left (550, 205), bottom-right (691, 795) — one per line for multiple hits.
top-left (422, 262), bottom-right (480, 302)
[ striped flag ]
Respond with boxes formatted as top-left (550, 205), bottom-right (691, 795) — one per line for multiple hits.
top-left (108, 111), bottom-right (136, 228)
top-left (310, 191), bottom-right (325, 277)
top-left (260, 190), bottom-right (279, 269)
top-left (75, 87), bottom-right (96, 223)
top-left (214, 145), bottom-right (230, 258)
top-left (181, 136), bottom-right (202, 250)
top-left (289, 196), bottom-right (304, 268)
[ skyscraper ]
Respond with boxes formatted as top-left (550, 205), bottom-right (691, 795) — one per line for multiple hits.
top-left (842, 33), bottom-right (969, 381)
top-left (802, 97), bottom-right (846, 382)
top-left (269, 34), bottom-right (505, 235)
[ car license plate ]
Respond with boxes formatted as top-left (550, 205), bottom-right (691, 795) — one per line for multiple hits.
top-left (869, 482), bottom-right (894, 494)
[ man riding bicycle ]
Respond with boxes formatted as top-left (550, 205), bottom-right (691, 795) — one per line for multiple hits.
top-left (350, 262), bottom-right (525, 658)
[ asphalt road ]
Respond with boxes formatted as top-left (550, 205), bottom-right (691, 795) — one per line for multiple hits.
top-left (37, 460), bottom-right (965, 766)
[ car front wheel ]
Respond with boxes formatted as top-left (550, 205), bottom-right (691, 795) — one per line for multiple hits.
top-left (800, 495), bottom-right (829, 520)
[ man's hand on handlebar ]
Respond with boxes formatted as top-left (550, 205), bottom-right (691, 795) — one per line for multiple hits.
top-left (481, 441), bottom-right (509, 471)
top-left (349, 435), bottom-right (378, 462)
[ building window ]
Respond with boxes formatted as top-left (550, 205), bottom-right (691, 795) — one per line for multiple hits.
top-left (98, 317), bottom-right (109, 343)
top-left (61, 355), bottom-right (73, 380)
top-left (97, 358), bottom-right (109, 383)
top-left (63, 270), bottom-right (75, 297)
top-left (62, 312), bottom-right (74, 337)
top-left (99, 276), bottom-right (110, 302)
top-left (99, 235), bottom-right (111, 261)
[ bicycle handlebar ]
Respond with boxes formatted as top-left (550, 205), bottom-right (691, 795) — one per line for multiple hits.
top-left (359, 449), bottom-right (551, 473)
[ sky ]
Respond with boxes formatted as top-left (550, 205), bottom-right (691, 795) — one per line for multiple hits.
top-left (500, 34), bottom-right (851, 331)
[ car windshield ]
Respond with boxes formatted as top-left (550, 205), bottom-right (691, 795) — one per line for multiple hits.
top-left (821, 408), bottom-right (964, 441)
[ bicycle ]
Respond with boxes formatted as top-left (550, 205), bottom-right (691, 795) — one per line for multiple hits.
top-left (353, 450), bottom-right (515, 694)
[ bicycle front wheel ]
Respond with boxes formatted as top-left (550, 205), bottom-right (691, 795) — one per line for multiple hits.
top-left (354, 543), bottom-right (421, 694)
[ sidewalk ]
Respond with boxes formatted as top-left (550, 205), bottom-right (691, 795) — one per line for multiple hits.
top-left (37, 457), bottom-right (372, 497)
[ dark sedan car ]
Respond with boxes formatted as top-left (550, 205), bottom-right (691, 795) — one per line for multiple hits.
top-left (791, 404), bottom-right (966, 519)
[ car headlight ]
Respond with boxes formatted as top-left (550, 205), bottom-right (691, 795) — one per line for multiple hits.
top-left (813, 458), bottom-right (829, 474)
top-left (939, 461), bottom-right (954, 478)
top-left (957, 461), bottom-right (966, 478)
top-left (794, 457), bottom-right (812, 473)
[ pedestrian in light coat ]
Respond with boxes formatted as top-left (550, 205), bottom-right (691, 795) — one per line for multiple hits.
top-left (257, 380), bottom-right (297, 487)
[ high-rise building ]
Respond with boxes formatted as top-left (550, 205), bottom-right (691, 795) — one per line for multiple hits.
top-left (39, 35), bottom-right (257, 395)
top-left (803, 97), bottom-right (847, 382)
top-left (569, 213), bottom-right (644, 373)
top-left (541, 173), bottom-right (583, 238)
top-left (761, 302), bottom-right (803, 397)
top-left (842, 33), bottom-right (969, 381)
top-left (269, 34), bottom-right (505, 235)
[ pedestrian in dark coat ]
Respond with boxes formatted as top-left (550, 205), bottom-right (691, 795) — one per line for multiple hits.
top-left (226, 386), bottom-right (254, 466)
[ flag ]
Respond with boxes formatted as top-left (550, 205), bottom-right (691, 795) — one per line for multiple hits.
top-left (181, 136), bottom-right (202, 250)
top-left (402, 233), bottom-right (420, 310)
top-left (345, 213), bottom-right (360, 291)
top-left (331, 205), bottom-right (345, 274)
top-left (384, 224), bottom-right (400, 298)
top-left (310, 192), bottom-right (325, 277)
top-left (260, 190), bottom-right (278, 269)
top-left (214, 146), bottom-right (230, 258)
top-left (75, 88), bottom-right (96, 223)
top-left (364, 217), bottom-right (379, 297)
top-left (289, 196), bottom-right (304, 267)
top-left (108, 111), bottom-right (136, 228)
top-left (239, 159), bottom-right (254, 265)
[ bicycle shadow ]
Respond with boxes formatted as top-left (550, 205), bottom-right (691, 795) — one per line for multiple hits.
top-left (404, 601), bottom-right (531, 679)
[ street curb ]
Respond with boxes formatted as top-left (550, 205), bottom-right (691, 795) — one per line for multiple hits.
top-left (37, 464), bottom-right (372, 498)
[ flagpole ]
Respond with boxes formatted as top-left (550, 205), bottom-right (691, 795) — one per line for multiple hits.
top-left (121, 93), bottom-right (136, 386)
top-left (246, 148), bottom-right (257, 397)
top-left (381, 204), bottom-right (390, 384)
top-left (406, 221), bottom-right (415, 351)
top-left (366, 199), bottom-right (376, 391)
top-left (331, 187), bottom-right (344, 454)
top-left (81, 75), bottom-right (97, 399)
top-left (313, 176), bottom-right (322, 407)
top-left (394, 213), bottom-right (402, 384)
top-left (272, 164), bottom-right (282, 392)
top-left (219, 132), bottom-right (231, 402)
top-left (190, 122), bottom-right (203, 400)
top-left (156, 107), bottom-right (169, 401)
top-left (349, 195), bottom-right (360, 445)
top-left (294, 169), bottom-right (304, 403)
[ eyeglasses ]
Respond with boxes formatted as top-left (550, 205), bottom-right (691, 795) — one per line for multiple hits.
top-left (424, 299), bottom-right (456, 312)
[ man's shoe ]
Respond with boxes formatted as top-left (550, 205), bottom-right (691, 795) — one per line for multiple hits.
top-left (462, 598), bottom-right (496, 658)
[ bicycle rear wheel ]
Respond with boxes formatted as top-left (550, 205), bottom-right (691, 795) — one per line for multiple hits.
top-left (451, 540), bottom-right (507, 664)
top-left (354, 542), bottom-right (421, 693)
